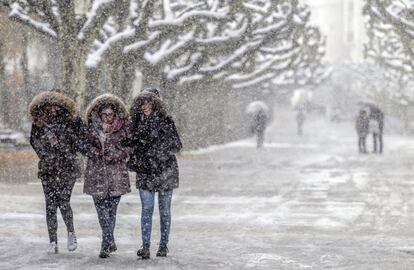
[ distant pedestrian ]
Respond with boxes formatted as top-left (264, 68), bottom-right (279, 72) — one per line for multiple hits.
top-left (29, 90), bottom-right (82, 254)
top-left (296, 109), bottom-right (306, 136)
top-left (82, 94), bottom-right (131, 258)
top-left (355, 109), bottom-right (369, 154)
top-left (126, 88), bottom-right (182, 259)
top-left (368, 106), bottom-right (384, 154)
top-left (246, 101), bottom-right (270, 148)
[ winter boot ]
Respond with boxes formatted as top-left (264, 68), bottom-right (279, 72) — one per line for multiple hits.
top-left (99, 247), bottom-right (110, 258)
top-left (47, 242), bottom-right (58, 254)
top-left (137, 244), bottom-right (150, 259)
top-left (156, 244), bottom-right (168, 257)
top-left (67, 232), bottom-right (77, 252)
top-left (109, 242), bottom-right (117, 253)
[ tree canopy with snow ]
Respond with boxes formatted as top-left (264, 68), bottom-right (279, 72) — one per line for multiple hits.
top-left (0, 0), bottom-right (327, 106)
top-left (363, 0), bottom-right (414, 74)
top-left (363, 0), bottom-right (414, 109)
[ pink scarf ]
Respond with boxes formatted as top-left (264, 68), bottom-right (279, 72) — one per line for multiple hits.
top-left (103, 117), bottom-right (124, 134)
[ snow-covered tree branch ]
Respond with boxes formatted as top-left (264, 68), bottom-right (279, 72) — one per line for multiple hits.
top-left (363, 0), bottom-right (414, 121)
top-left (0, 0), bottom-right (327, 106)
top-left (364, 0), bottom-right (414, 74)
top-left (158, 1), bottom-right (328, 90)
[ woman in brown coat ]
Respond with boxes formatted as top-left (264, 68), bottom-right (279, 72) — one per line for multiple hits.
top-left (83, 94), bottom-right (131, 258)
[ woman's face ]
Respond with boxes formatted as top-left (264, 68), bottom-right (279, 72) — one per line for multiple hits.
top-left (43, 105), bottom-right (63, 124)
top-left (100, 107), bottom-right (115, 124)
top-left (140, 100), bottom-right (154, 116)
top-left (45, 105), bottom-right (61, 116)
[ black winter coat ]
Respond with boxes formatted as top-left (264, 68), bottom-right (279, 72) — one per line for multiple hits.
top-left (355, 115), bottom-right (369, 137)
top-left (251, 110), bottom-right (268, 133)
top-left (369, 107), bottom-right (384, 133)
top-left (127, 112), bottom-right (182, 191)
top-left (30, 117), bottom-right (83, 180)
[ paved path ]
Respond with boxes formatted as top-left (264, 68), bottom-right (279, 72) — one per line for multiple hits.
top-left (2, 109), bottom-right (414, 269)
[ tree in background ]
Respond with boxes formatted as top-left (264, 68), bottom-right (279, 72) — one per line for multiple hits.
top-left (0, 37), bottom-right (6, 126)
top-left (364, 0), bottom-right (414, 71)
top-left (0, 0), bottom-right (327, 108)
top-left (363, 0), bottom-right (414, 132)
top-left (154, 1), bottom-right (329, 90)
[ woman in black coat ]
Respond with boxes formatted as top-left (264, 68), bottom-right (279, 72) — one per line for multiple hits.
top-left (29, 90), bottom-right (83, 254)
top-left (126, 88), bottom-right (182, 259)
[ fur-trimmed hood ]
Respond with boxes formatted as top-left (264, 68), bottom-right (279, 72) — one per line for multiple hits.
top-left (130, 91), bottom-right (167, 120)
top-left (85, 93), bottom-right (128, 124)
top-left (29, 91), bottom-right (77, 127)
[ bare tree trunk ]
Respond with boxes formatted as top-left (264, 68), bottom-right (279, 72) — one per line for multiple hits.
top-left (119, 58), bottom-right (136, 103)
top-left (58, 3), bottom-right (87, 110)
top-left (58, 39), bottom-right (87, 110)
top-left (85, 67), bottom-right (101, 106)
top-left (74, 49), bottom-right (87, 110)
top-left (47, 40), bottom-right (62, 90)
top-left (109, 56), bottom-right (123, 96)
top-left (21, 31), bottom-right (29, 96)
top-left (59, 34), bottom-right (75, 95)
top-left (20, 29), bottom-right (30, 126)
top-left (0, 38), bottom-right (7, 127)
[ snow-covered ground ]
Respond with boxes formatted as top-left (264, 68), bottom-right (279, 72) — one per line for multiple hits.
top-left (2, 109), bottom-right (414, 269)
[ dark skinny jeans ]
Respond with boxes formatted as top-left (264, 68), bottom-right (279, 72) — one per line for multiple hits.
top-left (93, 195), bottom-right (121, 249)
top-left (41, 177), bottom-right (76, 244)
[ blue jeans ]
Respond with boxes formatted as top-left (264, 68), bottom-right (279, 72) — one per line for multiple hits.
top-left (139, 189), bottom-right (173, 246)
top-left (93, 196), bottom-right (121, 249)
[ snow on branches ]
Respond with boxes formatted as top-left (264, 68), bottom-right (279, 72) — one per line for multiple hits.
top-left (364, 0), bottom-right (414, 73)
top-left (363, 0), bottom-right (414, 106)
top-left (0, 0), bottom-right (327, 96)
top-left (158, 1), bottom-right (328, 89)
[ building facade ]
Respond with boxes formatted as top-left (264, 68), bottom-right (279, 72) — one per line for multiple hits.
top-left (305, 0), bottom-right (366, 62)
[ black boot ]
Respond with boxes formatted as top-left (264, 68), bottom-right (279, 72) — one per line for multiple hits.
top-left (109, 242), bottom-right (117, 253)
top-left (137, 244), bottom-right (150, 259)
top-left (99, 247), bottom-right (110, 258)
top-left (156, 244), bottom-right (168, 257)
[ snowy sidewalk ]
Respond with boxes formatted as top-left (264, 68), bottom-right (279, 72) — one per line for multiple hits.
top-left (2, 109), bottom-right (414, 269)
